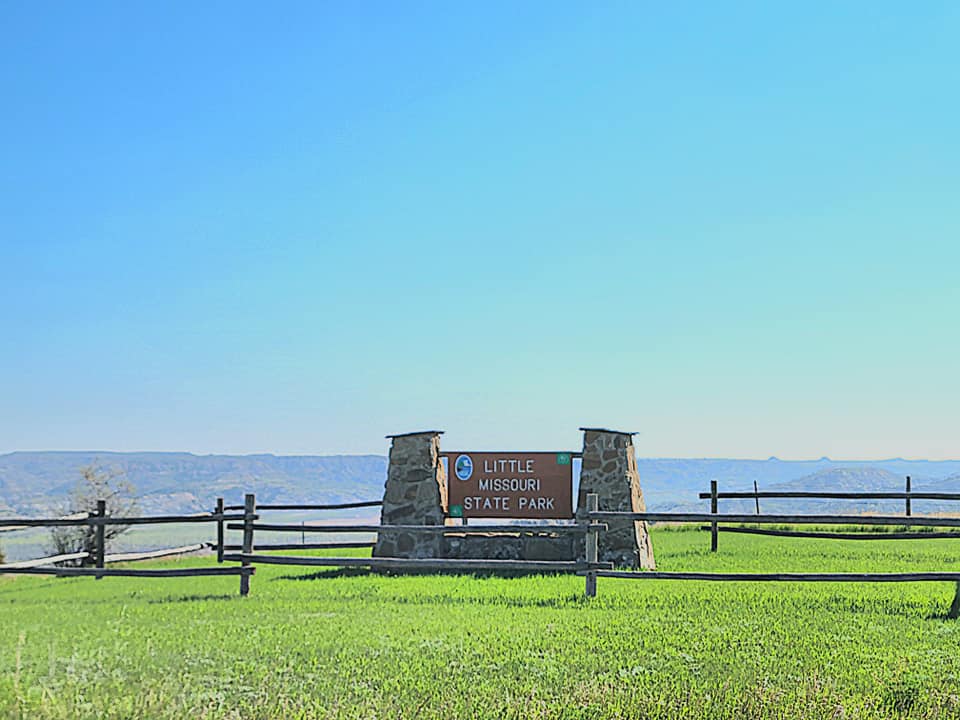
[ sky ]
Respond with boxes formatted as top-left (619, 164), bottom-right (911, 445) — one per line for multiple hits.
top-left (1, 2), bottom-right (958, 459)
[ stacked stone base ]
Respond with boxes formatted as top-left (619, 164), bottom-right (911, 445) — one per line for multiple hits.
top-left (444, 532), bottom-right (575, 561)
top-left (375, 530), bottom-right (576, 568)
top-left (374, 528), bottom-right (443, 559)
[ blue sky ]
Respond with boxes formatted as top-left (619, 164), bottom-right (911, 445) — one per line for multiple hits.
top-left (1, 2), bottom-right (958, 458)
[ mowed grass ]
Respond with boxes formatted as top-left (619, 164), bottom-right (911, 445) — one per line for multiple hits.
top-left (3, 529), bottom-right (960, 719)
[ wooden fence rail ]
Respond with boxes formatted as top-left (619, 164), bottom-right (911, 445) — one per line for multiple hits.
top-left (587, 568), bottom-right (960, 617)
top-left (0, 552), bottom-right (90, 569)
top-left (696, 491), bottom-right (960, 501)
top-left (701, 526), bottom-right (960, 541)
top-left (0, 503), bottom-right (249, 581)
top-left (0, 512), bottom-right (246, 528)
top-left (222, 500), bottom-right (382, 512)
top-left (104, 544), bottom-right (208, 563)
top-left (586, 499), bottom-right (960, 616)
top-left (220, 542), bottom-right (375, 551)
top-left (591, 512), bottom-right (960, 527)
top-left (0, 544), bottom-right (209, 572)
top-left (224, 553), bottom-right (608, 573)
top-left (695, 477), bottom-right (960, 550)
top-left (0, 566), bottom-right (253, 579)
top-left (0, 512), bottom-right (90, 533)
top-left (225, 522), bottom-right (594, 534)
top-left (222, 493), bottom-right (604, 597)
top-left (590, 570), bottom-right (960, 583)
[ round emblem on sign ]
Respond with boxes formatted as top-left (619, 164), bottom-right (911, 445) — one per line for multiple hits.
top-left (454, 454), bottom-right (473, 481)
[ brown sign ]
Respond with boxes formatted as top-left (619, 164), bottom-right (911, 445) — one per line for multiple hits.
top-left (442, 451), bottom-right (575, 519)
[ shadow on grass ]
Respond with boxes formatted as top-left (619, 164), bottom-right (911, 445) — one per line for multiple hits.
top-left (274, 567), bottom-right (580, 582)
top-left (271, 569), bottom-right (586, 608)
top-left (386, 593), bottom-right (587, 609)
top-left (277, 568), bottom-right (371, 581)
top-left (147, 593), bottom-right (237, 604)
top-left (270, 570), bottom-right (960, 616)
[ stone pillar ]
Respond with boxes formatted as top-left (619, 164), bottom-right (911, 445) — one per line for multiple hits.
top-left (576, 428), bottom-right (655, 569)
top-left (373, 430), bottom-right (446, 559)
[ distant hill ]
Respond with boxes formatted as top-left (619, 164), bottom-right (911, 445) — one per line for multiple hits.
top-left (706, 467), bottom-right (905, 515)
top-left (774, 466), bottom-right (905, 492)
top-left (3, 452), bottom-right (960, 517)
top-left (0, 451), bottom-right (387, 515)
top-left (637, 459), bottom-right (960, 513)
top-left (664, 466), bottom-right (960, 515)
top-left (921, 473), bottom-right (960, 491)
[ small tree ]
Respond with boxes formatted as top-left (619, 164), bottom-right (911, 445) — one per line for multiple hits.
top-left (49, 463), bottom-right (139, 565)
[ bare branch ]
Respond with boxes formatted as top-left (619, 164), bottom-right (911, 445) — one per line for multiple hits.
top-left (47, 462), bottom-right (140, 565)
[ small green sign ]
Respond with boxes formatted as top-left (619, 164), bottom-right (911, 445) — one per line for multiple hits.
top-left (556, 453), bottom-right (571, 465)
top-left (449, 504), bottom-right (464, 518)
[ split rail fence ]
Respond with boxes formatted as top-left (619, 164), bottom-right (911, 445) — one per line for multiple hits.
top-left (0, 505), bottom-right (252, 581)
top-left (582, 479), bottom-right (960, 616)
top-left (218, 494), bottom-right (611, 596)
top-left (698, 477), bottom-right (960, 550)
top-left (5, 487), bottom-right (960, 617)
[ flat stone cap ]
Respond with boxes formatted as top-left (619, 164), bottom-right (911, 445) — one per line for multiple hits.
top-left (385, 430), bottom-right (445, 439)
top-left (579, 427), bottom-right (637, 436)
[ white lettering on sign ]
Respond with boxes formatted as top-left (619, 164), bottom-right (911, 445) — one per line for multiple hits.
top-left (483, 459), bottom-right (535, 474)
top-left (519, 497), bottom-right (555, 510)
top-left (463, 496), bottom-right (512, 511)
top-left (478, 477), bottom-right (541, 493)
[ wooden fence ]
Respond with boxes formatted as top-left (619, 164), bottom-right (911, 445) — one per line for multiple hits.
top-left (0, 507), bottom-right (252, 581)
top-left (218, 493), bottom-right (610, 596)
top-left (6, 490), bottom-right (960, 617)
top-left (584, 502), bottom-right (960, 616)
top-left (698, 477), bottom-right (960, 550)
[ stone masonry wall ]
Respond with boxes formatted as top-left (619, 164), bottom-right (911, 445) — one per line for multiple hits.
top-left (576, 428), bottom-right (656, 569)
top-left (443, 532), bottom-right (574, 561)
top-left (373, 431), bottom-right (447, 559)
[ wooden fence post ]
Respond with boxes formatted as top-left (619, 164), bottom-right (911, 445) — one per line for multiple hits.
top-left (95, 499), bottom-right (106, 579)
top-left (215, 497), bottom-right (225, 563)
top-left (710, 480), bottom-right (718, 552)
top-left (240, 493), bottom-right (255, 596)
top-left (585, 493), bottom-right (599, 598)
top-left (905, 476), bottom-right (912, 517)
top-left (753, 480), bottom-right (760, 514)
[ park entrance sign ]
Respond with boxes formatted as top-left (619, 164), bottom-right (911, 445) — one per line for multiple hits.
top-left (377, 430), bottom-right (653, 569)
top-left (442, 451), bottom-right (575, 519)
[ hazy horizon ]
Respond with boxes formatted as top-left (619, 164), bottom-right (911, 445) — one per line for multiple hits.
top-left (3, 448), bottom-right (960, 464)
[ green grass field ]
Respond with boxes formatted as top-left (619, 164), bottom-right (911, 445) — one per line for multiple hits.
top-left (3, 528), bottom-right (960, 719)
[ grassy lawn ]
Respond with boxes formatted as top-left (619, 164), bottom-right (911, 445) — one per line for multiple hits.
top-left (3, 528), bottom-right (960, 719)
